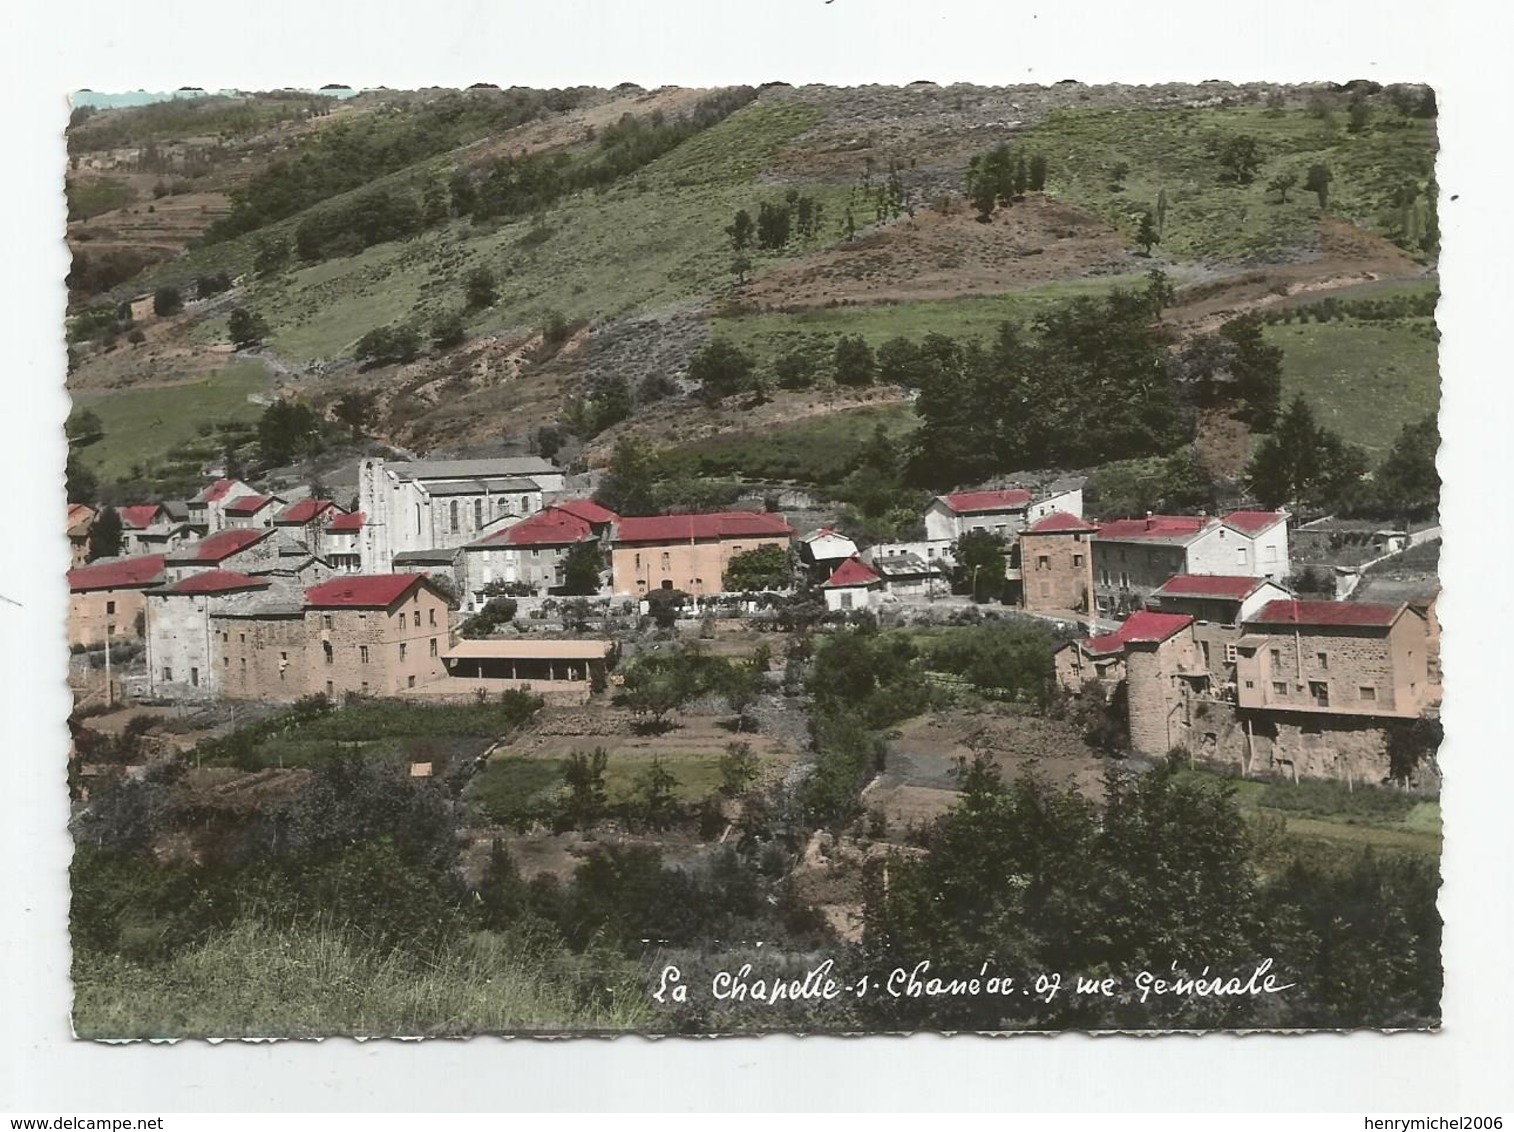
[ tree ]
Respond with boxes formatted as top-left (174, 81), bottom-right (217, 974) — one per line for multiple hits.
top-left (951, 528), bottom-right (1008, 603)
top-left (833, 335), bottom-right (876, 387)
top-left (464, 266), bottom-right (497, 312)
top-left (253, 237), bottom-right (289, 278)
top-left (1305, 163), bottom-right (1333, 210)
top-left (644, 588), bottom-right (688, 631)
top-left (228, 307), bottom-right (269, 350)
top-left (448, 171), bottom-right (477, 218)
top-left (257, 399), bottom-right (323, 467)
top-left (635, 756), bottom-right (680, 831)
top-left (688, 340), bottom-right (755, 403)
top-left (718, 741), bottom-right (759, 798)
top-left (1144, 268), bottom-right (1176, 315)
top-left (1372, 414), bottom-right (1440, 520)
top-left (196, 272), bottom-right (232, 298)
top-left (755, 201), bottom-right (791, 250)
top-left (595, 437), bottom-right (659, 517)
top-left (66, 452), bottom-right (98, 506)
top-left (1028, 153), bottom-right (1048, 192)
top-left (1215, 134), bottom-right (1264, 185)
top-left (431, 311), bottom-right (466, 351)
top-left (88, 507), bottom-right (123, 561)
top-left (731, 255), bottom-right (752, 284)
top-left (1135, 209), bottom-right (1160, 255)
top-left (331, 391), bottom-right (375, 439)
top-left (560, 541), bottom-right (606, 596)
top-left (726, 209), bottom-right (754, 252)
top-left (1268, 171), bottom-right (1298, 204)
top-left (1347, 94), bottom-right (1371, 134)
top-left (1245, 394), bottom-right (1368, 512)
top-left (617, 654), bottom-right (698, 731)
top-left (724, 544), bottom-right (792, 592)
top-left (876, 336), bottom-right (921, 387)
top-left (561, 748), bottom-right (609, 829)
top-left (66, 408), bottom-right (104, 448)
top-left (152, 286), bottom-right (183, 317)
top-left (354, 324), bottom-right (421, 366)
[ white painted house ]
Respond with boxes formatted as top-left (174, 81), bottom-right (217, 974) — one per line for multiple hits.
top-left (798, 528), bottom-right (859, 569)
top-left (822, 558), bottom-right (883, 613)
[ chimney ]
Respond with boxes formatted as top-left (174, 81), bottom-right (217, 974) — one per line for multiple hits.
top-left (1145, 511), bottom-right (1154, 530)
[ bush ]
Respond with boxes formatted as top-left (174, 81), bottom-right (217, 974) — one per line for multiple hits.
top-left (152, 286), bottom-right (183, 317)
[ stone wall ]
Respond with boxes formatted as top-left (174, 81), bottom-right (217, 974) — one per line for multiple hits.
top-left (1020, 529), bottom-right (1093, 612)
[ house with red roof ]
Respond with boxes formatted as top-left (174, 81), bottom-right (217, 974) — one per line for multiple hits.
top-left (1146, 574), bottom-right (1292, 627)
top-left (116, 502), bottom-right (194, 556)
top-left (1092, 510), bottom-right (1291, 616)
top-left (321, 510), bottom-right (365, 572)
top-left (186, 478), bottom-right (256, 535)
top-left (1054, 610), bottom-right (1196, 698)
top-left (822, 557), bottom-right (883, 613)
top-left (1234, 600), bottom-right (1437, 720)
top-left (922, 484), bottom-right (1085, 549)
top-left (67, 554), bottom-right (167, 648)
top-left (145, 571), bottom-right (275, 700)
top-left (1018, 511), bottom-right (1098, 613)
top-left (611, 511), bottom-right (794, 597)
top-left (457, 505), bottom-right (610, 607)
top-left (164, 527), bottom-right (280, 582)
top-left (223, 493), bottom-right (287, 531)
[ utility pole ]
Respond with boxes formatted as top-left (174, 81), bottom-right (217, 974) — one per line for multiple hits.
top-left (103, 624), bottom-right (112, 709)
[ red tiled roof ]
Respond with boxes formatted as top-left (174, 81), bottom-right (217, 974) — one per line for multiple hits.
top-left (1024, 511), bottom-right (1098, 535)
top-left (553, 499), bottom-right (617, 525)
top-left (824, 558), bottom-right (882, 588)
top-left (477, 508), bottom-right (595, 548)
top-left (1080, 610), bottom-right (1194, 656)
top-left (1152, 575), bottom-right (1268, 601)
top-left (1095, 515), bottom-right (1215, 543)
top-left (164, 571), bottom-right (270, 596)
top-left (118, 504), bottom-right (165, 530)
top-left (192, 478), bottom-right (244, 504)
top-left (224, 494), bottom-right (277, 515)
top-left (68, 554), bottom-right (166, 593)
top-left (326, 511), bottom-right (365, 533)
top-left (942, 489), bottom-right (1033, 514)
top-left (616, 511), bottom-right (795, 543)
top-left (1223, 510), bottom-right (1288, 536)
top-left (1249, 600), bottom-right (1401, 628)
top-left (276, 499), bottom-right (338, 525)
top-left (305, 573), bottom-right (430, 609)
top-left (177, 528), bottom-right (271, 564)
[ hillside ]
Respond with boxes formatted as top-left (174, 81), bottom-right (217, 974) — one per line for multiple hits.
top-left (65, 80), bottom-right (1439, 508)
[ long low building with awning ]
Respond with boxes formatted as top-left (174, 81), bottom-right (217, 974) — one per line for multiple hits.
top-left (424, 638), bottom-right (616, 701)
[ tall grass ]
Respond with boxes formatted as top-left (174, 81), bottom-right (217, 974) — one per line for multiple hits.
top-left (72, 919), bottom-right (655, 1038)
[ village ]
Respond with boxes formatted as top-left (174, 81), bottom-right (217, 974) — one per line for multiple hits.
top-left (66, 448), bottom-right (1442, 790)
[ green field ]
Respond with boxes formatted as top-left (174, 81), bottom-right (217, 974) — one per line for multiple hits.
top-left (1267, 317), bottom-right (1440, 453)
top-left (71, 361), bottom-right (267, 480)
top-left (712, 276), bottom-right (1141, 369)
top-left (1022, 105), bottom-right (1437, 263)
top-left (1177, 768), bottom-right (1441, 871)
top-left (467, 751), bottom-right (726, 828)
top-left (657, 404), bottom-right (920, 486)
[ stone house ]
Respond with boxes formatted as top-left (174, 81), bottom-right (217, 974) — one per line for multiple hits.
top-left (321, 511), bottom-right (364, 572)
top-left (1017, 512), bottom-right (1098, 613)
top-left (1054, 610), bottom-right (1194, 704)
top-left (164, 528), bottom-right (281, 583)
top-left (186, 478), bottom-right (256, 535)
top-left (355, 456), bottom-right (564, 571)
top-left (222, 493), bottom-right (286, 530)
top-left (864, 552), bottom-right (948, 599)
top-left (1146, 575), bottom-right (1293, 626)
top-left (67, 504), bottom-right (96, 568)
top-left (144, 571), bottom-right (276, 701)
top-left (610, 511), bottom-right (794, 597)
top-left (67, 553), bottom-right (166, 648)
top-left (216, 573), bottom-right (457, 702)
top-left (458, 504), bottom-right (612, 608)
top-left (118, 503), bottom-right (194, 557)
top-left (822, 557), bottom-right (883, 613)
top-left (273, 498), bottom-right (349, 558)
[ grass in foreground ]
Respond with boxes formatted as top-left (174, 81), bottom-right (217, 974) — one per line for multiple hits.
top-left (72, 920), bottom-right (652, 1038)
top-left (70, 361), bottom-right (267, 481)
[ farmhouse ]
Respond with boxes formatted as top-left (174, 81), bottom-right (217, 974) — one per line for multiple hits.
top-left (356, 455), bottom-right (564, 571)
top-left (1146, 574), bottom-right (1293, 626)
top-left (822, 557), bottom-right (883, 613)
top-left (610, 511), bottom-right (794, 597)
top-left (923, 485), bottom-right (1085, 547)
top-left (1017, 511), bottom-right (1098, 613)
top-left (116, 503), bottom-right (193, 556)
top-left (222, 494), bottom-right (286, 530)
top-left (458, 503), bottom-right (613, 608)
top-left (186, 478), bottom-right (256, 535)
top-left (145, 571), bottom-right (276, 701)
top-left (163, 528), bottom-right (281, 582)
top-left (321, 510), bottom-right (364, 572)
top-left (67, 554), bottom-right (167, 648)
top-left (1092, 510), bottom-right (1290, 616)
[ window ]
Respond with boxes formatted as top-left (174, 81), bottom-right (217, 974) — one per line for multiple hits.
top-left (322, 614), bottom-right (333, 630)
top-left (635, 553), bottom-right (642, 569)
top-left (413, 610), bottom-right (421, 627)
top-left (661, 552), bottom-right (671, 571)
top-left (474, 499), bottom-right (483, 528)
top-left (1245, 680), bottom-right (1254, 689)
top-left (191, 667), bottom-right (199, 687)
top-left (240, 633), bottom-right (246, 644)
top-left (1270, 648), bottom-right (1281, 666)
top-left (162, 667), bottom-right (172, 682)
top-left (1359, 685), bottom-right (1377, 702)
top-left (1037, 555), bottom-right (1050, 571)
top-left (430, 638), bottom-right (438, 657)
top-left (1316, 651), bottom-right (1328, 670)
top-left (1099, 569), bottom-right (1110, 586)
top-left (1309, 680), bottom-right (1329, 707)
top-left (1200, 641), bottom-right (1211, 667)
top-left (399, 643), bottom-right (408, 661)
top-left (323, 641), bottom-right (334, 665)
top-left (450, 500), bottom-right (460, 532)
top-left (1236, 547), bottom-right (1248, 565)
top-left (429, 608), bottom-right (437, 627)
top-left (1224, 643), bottom-right (1238, 664)
top-left (1272, 682), bottom-right (1287, 696)
top-left (927, 546), bottom-right (936, 558)
top-left (360, 646), bottom-right (370, 664)
top-left (1073, 554), bottom-right (1084, 567)
top-left (361, 681), bottom-right (369, 694)
top-left (415, 504), bottom-right (422, 534)
top-left (407, 675), bottom-right (416, 689)
top-left (326, 681), bottom-right (334, 697)
top-left (106, 600), bottom-right (116, 615)
top-left (1264, 545), bottom-right (1278, 563)
top-left (239, 657), bottom-right (246, 673)
top-left (1119, 572), bottom-right (1130, 589)
top-left (840, 592), bottom-right (853, 610)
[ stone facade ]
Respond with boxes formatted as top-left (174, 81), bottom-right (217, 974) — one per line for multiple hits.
top-left (69, 588), bottom-right (149, 649)
top-left (1125, 631), bottom-right (1206, 756)
top-left (1019, 522), bottom-right (1096, 613)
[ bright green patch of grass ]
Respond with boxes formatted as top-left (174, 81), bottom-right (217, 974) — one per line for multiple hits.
top-left (1266, 317), bottom-right (1440, 453)
top-left (66, 176), bottom-right (137, 221)
top-left (1022, 106), bottom-right (1437, 262)
top-left (71, 361), bottom-right (267, 481)
top-left (466, 749), bottom-right (726, 829)
top-left (657, 404), bottom-right (919, 486)
top-left (712, 276), bottom-right (1141, 368)
top-left (602, 751), bottom-right (725, 804)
